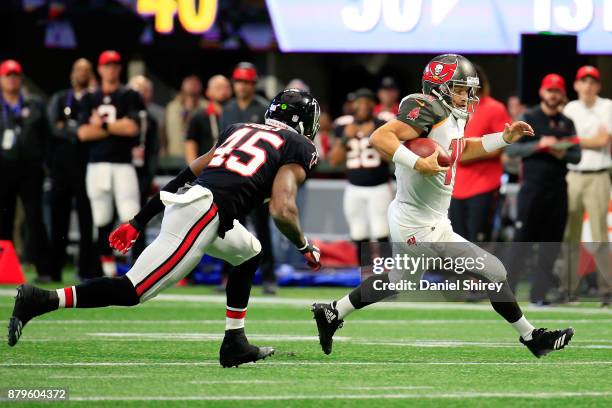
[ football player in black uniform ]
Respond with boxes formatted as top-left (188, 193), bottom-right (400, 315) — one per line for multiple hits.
top-left (329, 88), bottom-right (392, 264)
top-left (78, 50), bottom-right (144, 277)
top-left (8, 89), bottom-right (321, 367)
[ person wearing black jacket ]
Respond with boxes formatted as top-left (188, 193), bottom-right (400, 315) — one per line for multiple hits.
top-left (0, 59), bottom-right (54, 281)
top-left (505, 74), bottom-right (581, 304)
top-left (48, 58), bottom-right (101, 281)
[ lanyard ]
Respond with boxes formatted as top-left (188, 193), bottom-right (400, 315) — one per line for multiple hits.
top-left (1, 95), bottom-right (24, 127)
top-left (64, 90), bottom-right (74, 117)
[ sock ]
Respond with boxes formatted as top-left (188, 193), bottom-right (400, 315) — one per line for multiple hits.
top-left (225, 254), bottom-right (261, 332)
top-left (486, 280), bottom-right (534, 340)
top-left (226, 306), bottom-right (247, 330)
top-left (511, 316), bottom-right (535, 341)
top-left (56, 286), bottom-right (77, 308)
top-left (347, 273), bottom-right (397, 312)
top-left (334, 296), bottom-right (355, 319)
top-left (57, 276), bottom-right (139, 308)
top-left (354, 239), bottom-right (370, 266)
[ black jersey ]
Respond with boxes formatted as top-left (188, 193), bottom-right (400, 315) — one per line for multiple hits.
top-left (196, 122), bottom-right (318, 234)
top-left (335, 118), bottom-right (389, 186)
top-left (79, 86), bottom-right (145, 163)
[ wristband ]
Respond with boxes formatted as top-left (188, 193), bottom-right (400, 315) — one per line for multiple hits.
top-left (392, 144), bottom-right (420, 169)
top-left (297, 237), bottom-right (309, 252)
top-left (482, 132), bottom-right (510, 152)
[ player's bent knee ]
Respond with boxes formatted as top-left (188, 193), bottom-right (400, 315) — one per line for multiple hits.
top-left (480, 255), bottom-right (507, 283)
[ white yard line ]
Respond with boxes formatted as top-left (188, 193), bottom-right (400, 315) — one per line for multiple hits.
top-left (66, 391), bottom-right (612, 401)
top-left (2, 361), bottom-right (612, 367)
top-left (189, 380), bottom-right (287, 384)
top-left (29, 318), bottom-right (612, 325)
top-left (0, 288), bottom-right (610, 315)
top-left (49, 374), bottom-right (140, 379)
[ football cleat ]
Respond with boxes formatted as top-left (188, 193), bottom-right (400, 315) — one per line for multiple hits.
top-left (219, 328), bottom-right (275, 368)
top-left (8, 285), bottom-right (53, 347)
top-left (520, 327), bottom-right (575, 358)
top-left (311, 302), bottom-right (343, 355)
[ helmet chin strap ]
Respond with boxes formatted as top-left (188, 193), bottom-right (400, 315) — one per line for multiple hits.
top-left (432, 88), bottom-right (469, 120)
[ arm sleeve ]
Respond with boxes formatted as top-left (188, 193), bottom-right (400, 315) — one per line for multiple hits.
top-left (396, 95), bottom-right (443, 133)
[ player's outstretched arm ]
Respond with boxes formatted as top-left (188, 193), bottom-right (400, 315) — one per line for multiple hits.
top-left (462, 121), bottom-right (535, 162)
top-left (269, 164), bottom-right (321, 271)
top-left (109, 145), bottom-right (217, 253)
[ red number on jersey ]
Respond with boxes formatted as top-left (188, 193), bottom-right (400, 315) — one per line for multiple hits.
top-left (444, 139), bottom-right (464, 185)
top-left (208, 128), bottom-right (285, 176)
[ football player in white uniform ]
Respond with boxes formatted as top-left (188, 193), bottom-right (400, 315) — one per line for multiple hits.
top-left (313, 54), bottom-right (575, 359)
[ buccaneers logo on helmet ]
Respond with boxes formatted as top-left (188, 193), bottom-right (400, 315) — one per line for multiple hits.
top-left (423, 60), bottom-right (458, 85)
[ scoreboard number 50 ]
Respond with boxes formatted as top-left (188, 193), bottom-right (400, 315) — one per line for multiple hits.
top-left (137, 0), bottom-right (218, 34)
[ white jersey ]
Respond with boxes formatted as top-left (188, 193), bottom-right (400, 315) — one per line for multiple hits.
top-left (394, 94), bottom-right (466, 227)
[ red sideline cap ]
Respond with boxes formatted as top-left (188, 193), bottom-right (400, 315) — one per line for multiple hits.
top-left (0, 60), bottom-right (23, 76)
top-left (98, 50), bottom-right (121, 66)
top-left (576, 65), bottom-right (600, 81)
top-left (540, 73), bottom-right (566, 94)
top-left (232, 62), bottom-right (258, 82)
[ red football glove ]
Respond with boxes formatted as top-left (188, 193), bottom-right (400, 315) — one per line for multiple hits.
top-left (109, 223), bottom-right (140, 254)
top-left (298, 237), bottom-right (321, 272)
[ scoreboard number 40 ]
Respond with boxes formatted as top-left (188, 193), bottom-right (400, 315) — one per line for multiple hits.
top-left (137, 0), bottom-right (218, 34)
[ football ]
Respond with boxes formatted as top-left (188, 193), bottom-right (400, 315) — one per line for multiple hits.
top-left (404, 138), bottom-right (452, 167)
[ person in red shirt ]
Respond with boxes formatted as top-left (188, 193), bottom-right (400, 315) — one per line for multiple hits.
top-left (450, 65), bottom-right (511, 241)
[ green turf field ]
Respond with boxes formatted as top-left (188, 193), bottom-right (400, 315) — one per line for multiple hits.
top-left (1, 275), bottom-right (611, 407)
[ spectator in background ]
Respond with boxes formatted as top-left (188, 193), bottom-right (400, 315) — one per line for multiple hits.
top-left (48, 58), bottom-right (101, 281)
top-left (185, 75), bottom-right (231, 163)
top-left (0, 59), bottom-right (54, 282)
top-left (561, 66), bottom-right (612, 306)
top-left (314, 111), bottom-right (332, 159)
top-left (219, 62), bottom-right (268, 130)
top-left (128, 75), bottom-right (161, 259)
top-left (450, 65), bottom-right (511, 242)
top-left (219, 62), bottom-right (276, 294)
top-left (78, 50), bottom-right (144, 277)
top-left (507, 94), bottom-right (527, 121)
top-left (329, 88), bottom-right (391, 264)
top-left (286, 78), bottom-right (310, 92)
top-left (374, 76), bottom-right (400, 122)
top-left (505, 74), bottom-right (581, 305)
top-left (334, 92), bottom-right (356, 127)
top-left (163, 75), bottom-right (205, 161)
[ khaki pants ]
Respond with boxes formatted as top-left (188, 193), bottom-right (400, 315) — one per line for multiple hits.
top-left (562, 171), bottom-right (611, 296)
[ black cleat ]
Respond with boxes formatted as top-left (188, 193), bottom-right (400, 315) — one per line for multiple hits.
top-left (311, 302), bottom-right (343, 355)
top-left (7, 284), bottom-right (53, 347)
top-left (219, 328), bottom-right (275, 368)
top-left (520, 327), bottom-right (575, 358)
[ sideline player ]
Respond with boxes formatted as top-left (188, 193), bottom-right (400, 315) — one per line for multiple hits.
top-left (8, 89), bottom-right (322, 367)
top-left (77, 50), bottom-right (144, 277)
top-left (312, 55), bottom-right (574, 359)
top-left (328, 88), bottom-right (392, 263)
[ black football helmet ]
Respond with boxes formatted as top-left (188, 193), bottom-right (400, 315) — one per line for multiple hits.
top-left (265, 89), bottom-right (320, 140)
top-left (422, 54), bottom-right (480, 119)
